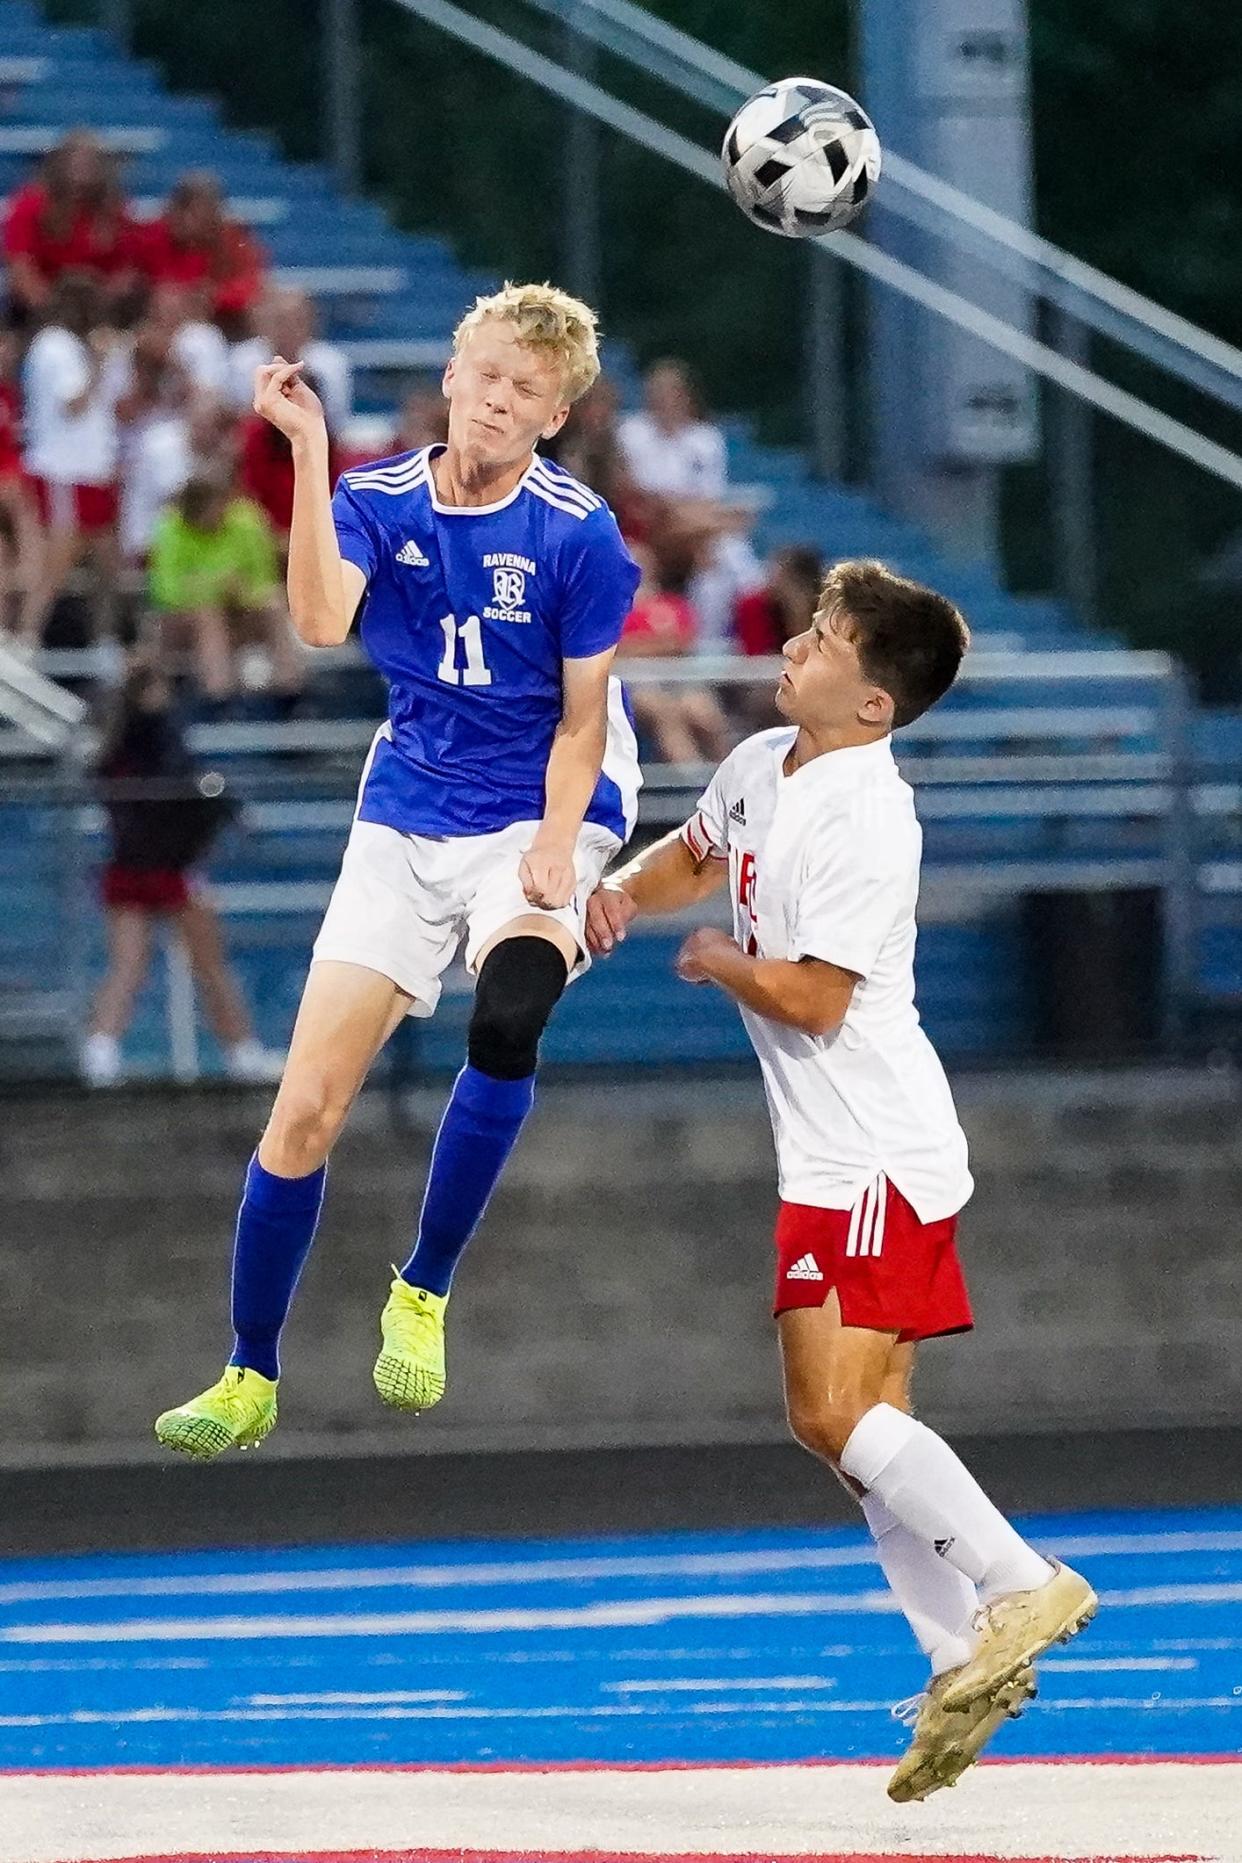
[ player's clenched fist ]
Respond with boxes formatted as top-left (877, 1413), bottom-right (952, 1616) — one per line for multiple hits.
top-left (253, 356), bottom-right (326, 443)
top-left (586, 882), bottom-right (637, 956)
top-left (520, 845), bottom-right (577, 911)
top-left (675, 924), bottom-right (734, 984)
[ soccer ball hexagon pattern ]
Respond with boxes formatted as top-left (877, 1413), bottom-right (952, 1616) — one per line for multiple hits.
top-left (721, 77), bottom-right (881, 239)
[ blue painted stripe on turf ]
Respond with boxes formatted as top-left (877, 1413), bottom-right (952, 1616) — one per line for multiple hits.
top-left (1, 1506), bottom-right (1239, 1770)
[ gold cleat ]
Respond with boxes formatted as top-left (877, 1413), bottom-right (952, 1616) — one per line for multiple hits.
top-left (888, 1664), bottom-right (1036, 1804)
top-left (939, 1560), bottom-right (1098, 1713)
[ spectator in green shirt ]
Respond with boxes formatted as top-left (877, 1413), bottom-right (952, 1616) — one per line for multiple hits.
top-left (149, 470), bottom-right (304, 711)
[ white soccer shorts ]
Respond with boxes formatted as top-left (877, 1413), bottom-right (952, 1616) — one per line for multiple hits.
top-left (312, 817), bottom-right (620, 1016)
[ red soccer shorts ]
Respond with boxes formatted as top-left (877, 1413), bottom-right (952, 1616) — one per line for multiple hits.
top-left (773, 1175), bottom-right (973, 1342)
top-left (101, 864), bottom-right (191, 913)
top-left (31, 476), bottom-right (119, 532)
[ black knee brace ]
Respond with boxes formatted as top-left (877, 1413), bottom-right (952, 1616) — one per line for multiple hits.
top-left (468, 937), bottom-right (569, 1080)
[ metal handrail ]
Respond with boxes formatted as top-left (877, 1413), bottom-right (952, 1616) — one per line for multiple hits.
top-left (0, 645), bottom-right (87, 749)
top-left (514, 0), bottom-right (1242, 416)
top-left (391, 0), bottom-right (1242, 495)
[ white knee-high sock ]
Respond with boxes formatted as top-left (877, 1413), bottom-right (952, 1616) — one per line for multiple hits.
top-left (860, 1491), bottom-right (979, 1675)
top-left (842, 1404), bottom-right (1052, 1604)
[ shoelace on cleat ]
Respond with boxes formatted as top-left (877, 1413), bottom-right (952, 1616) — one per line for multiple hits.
top-left (190, 1377), bottom-right (263, 1427)
top-left (891, 1692), bottom-right (925, 1728)
top-left (387, 1301), bottom-right (441, 1353)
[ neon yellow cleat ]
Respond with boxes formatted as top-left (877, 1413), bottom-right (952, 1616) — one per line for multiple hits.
top-left (154, 1365), bottom-right (278, 1460)
top-left (373, 1273), bottom-right (448, 1412)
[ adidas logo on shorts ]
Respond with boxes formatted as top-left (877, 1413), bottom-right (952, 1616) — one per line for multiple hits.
top-left (396, 539), bottom-right (430, 568)
top-left (786, 1252), bottom-right (824, 1281)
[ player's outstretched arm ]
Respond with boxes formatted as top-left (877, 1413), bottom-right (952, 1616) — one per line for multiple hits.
top-left (586, 829), bottom-right (727, 956)
top-left (253, 358), bottom-right (364, 647)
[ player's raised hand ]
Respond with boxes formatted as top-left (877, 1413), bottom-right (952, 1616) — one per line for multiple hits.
top-left (520, 844), bottom-right (576, 911)
top-left (253, 356), bottom-right (326, 443)
top-left (586, 882), bottom-right (637, 956)
top-left (675, 925), bottom-right (734, 984)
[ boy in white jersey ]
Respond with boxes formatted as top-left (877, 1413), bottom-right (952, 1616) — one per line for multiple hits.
top-left (154, 283), bottom-right (641, 1459)
top-left (587, 559), bottom-right (1097, 1803)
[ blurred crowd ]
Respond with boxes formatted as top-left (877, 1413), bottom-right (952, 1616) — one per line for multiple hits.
top-left (0, 129), bottom-right (821, 749)
top-left (0, 129), bottom-right (360, 716)
top-left (0, 132), bottom-right (828, 1084)
top-left (550, 358), bottom-right (823, 762)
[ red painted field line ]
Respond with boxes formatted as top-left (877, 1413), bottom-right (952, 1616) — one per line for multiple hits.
top-left (4, 1754), bottom-right (1239, 1778)
top-left (57, 1852), bottom-right (1207, 1863)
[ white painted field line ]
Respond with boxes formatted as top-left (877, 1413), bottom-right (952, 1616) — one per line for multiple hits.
top-left (1, 1693), bottom-right (1238, 1731)
top-left (601, 1674), bottom-right (837, 1693)
top-left (242, 1689), bottom-right (467, 1705)
top-left (5, 1578), bottom-right (1241, 1645)
top-left (0, 1656), bottom-right (210, 1673)
top-left (0, 1548), bottom-right (879, 1603)
top-left (2, 1526), bottom-right (1238, 1604)
top-left (0, 1586), bottom-right (897, 1643)
top-left (1040, 1655), bottom-right (1198, 1673)
top-left (0, 1699), bottom-right (892, 1729)
top-left (1158, 1636), bottom-right (1242, 1651)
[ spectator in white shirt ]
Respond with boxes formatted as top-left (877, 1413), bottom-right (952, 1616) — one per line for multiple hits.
top-left (618, 358), bottom-right (727, 498)
top-left (620, 357), bottom-right (762, 651)
top-left (114, 317), bottom-right (196, 563)
top-left (229, 287), bottom-right (351, 434)
top-left (146, 282), bottom-right (231, 401)
top-left (19, 272), bottom-right (127, 647)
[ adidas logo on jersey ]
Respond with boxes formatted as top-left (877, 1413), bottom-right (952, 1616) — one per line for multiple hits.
top-left (786, 1253), bottom-right (824, 1281)
top-left (395, 540), bottom-right (430, 568)
top-left (729, 799), bottom-right (747, 824)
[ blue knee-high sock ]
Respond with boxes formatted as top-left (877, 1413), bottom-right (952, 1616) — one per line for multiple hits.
top-left (229, 1154), bottom-right (327, 1380)
top-left (400, 1065), bottom-right (535, 1296)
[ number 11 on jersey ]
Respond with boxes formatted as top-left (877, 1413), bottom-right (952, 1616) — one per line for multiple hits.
top-left (437, 613), bottom-right (493, 688)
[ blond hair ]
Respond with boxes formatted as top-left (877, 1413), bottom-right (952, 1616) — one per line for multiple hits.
top-left (453, 280), bottom-right (601, 404)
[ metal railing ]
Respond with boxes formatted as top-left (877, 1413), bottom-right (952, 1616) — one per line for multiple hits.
top-left (389, 0), bottom-right (1242, 501)
top-left (0, 644), bottom-right (87, 750)
top-left (514, 0), bottom-right (1242, 418)
top-left (0, 652), bottom-right (1208, 1080)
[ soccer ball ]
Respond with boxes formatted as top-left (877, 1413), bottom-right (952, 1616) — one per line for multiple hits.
top-left (721, 77), bottom-right (881, 239)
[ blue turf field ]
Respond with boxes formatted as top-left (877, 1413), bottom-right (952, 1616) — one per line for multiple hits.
top-left (1, 1504), bottom-right (1239, 1771)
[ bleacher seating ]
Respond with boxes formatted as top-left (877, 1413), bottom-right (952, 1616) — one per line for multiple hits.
top-left (1, 0), bottom-right (1230, 1082)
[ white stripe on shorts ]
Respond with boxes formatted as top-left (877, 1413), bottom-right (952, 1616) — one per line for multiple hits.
top-left (845, 1182), bottom-right (867, 1259)
top-left (847, 1175), bottom-right (888, 1259)
top-left (867, 1174), bottom-right (887, 1258)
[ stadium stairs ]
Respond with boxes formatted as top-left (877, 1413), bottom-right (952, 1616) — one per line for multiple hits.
top-left (1, 0), bottom-right (1226, 1081)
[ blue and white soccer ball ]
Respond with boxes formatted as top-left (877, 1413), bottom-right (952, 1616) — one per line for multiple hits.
top-left (721, 77), bottom-right (881, 239)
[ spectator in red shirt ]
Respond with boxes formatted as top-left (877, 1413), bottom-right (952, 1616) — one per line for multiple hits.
top-left (4, 131), bottom-right (142, 322)
top-left (139, 172), bottom-right (266, 337)
top-left (616, 545), bottom-right (732, 766)
top-left (733, 544), bottom-right (825, 654)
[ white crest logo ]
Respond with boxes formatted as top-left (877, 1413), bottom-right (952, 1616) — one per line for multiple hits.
top-left (492, 567), bottom-right (526, 610)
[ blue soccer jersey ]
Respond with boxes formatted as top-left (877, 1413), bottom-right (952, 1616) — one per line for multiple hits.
top-left (332, 445), bottom-right (643, 840)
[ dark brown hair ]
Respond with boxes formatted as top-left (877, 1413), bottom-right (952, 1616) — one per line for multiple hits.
top-left (818, 558), bottom-right (970, 728)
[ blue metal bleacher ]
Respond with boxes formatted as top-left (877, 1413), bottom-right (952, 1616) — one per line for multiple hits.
top-left (2, 0), bottom-right (1230, 1081)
